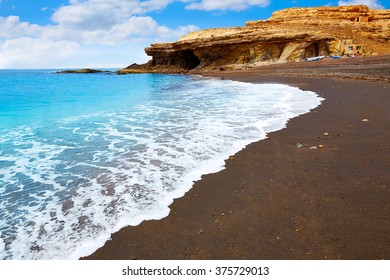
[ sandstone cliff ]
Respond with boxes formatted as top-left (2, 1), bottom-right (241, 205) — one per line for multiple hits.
top-left (120, 5), bottom-right (390, 74)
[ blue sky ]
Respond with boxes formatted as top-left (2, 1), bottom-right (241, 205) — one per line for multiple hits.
top-left (0, 0), bottom-right (388, 68)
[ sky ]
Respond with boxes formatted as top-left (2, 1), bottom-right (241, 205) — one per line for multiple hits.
top-left (0, 0), bottom-right (388, 69)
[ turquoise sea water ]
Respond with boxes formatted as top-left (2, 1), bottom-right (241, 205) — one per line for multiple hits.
top-left (0, 70), bottom-right (323, 259)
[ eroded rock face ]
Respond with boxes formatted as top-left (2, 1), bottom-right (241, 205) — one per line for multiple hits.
top-left (120, 5), bottom-right (390, 74)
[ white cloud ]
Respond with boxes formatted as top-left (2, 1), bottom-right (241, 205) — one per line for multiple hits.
top-left (0, 38), bottom-right (79, 68)
top-left (0, 0), bottom-right (199, 68)
top-left (71, 16), bottom-right (198, 45)
top-left (51, 0), bottom-right (175, 30)
top-left (139, 0), bottom-right (175, 12)
top-left (338, 0), bottom-right (384, 9)
top-left (52, 0), bottom-right (136, 30)
top-left (0, 16), bottom-right (42, 39)
top-left (184, 0), bottom-right (270, 11)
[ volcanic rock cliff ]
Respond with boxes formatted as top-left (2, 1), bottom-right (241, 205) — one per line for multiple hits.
top-left (120, 5), bottom-right (390, 74)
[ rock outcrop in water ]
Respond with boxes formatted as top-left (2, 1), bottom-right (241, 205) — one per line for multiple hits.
top-left (56, 68), bottom-right (112, 74)
top-left (119, 5), bottom-right (390, 74)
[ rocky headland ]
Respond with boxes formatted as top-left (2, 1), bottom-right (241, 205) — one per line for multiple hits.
top-left (119, 5), bottom-right (390, 74)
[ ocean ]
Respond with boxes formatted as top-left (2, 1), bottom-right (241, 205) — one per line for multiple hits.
top-left (0, 70), bottom-right (323, 259)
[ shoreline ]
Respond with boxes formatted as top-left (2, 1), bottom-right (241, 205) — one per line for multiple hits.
top-left (84, 56), bottom-right (390, 260)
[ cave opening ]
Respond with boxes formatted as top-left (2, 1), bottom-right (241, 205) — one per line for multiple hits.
top-left (305, 43), bottom-right (320, 58)
top-left (178, 50), bottom-right (201, 70)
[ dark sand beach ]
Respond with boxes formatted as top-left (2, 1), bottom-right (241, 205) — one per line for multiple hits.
top-left (85, 55), bottom-right (390, 260)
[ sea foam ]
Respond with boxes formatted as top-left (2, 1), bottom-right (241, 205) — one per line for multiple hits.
top-left (0, 75), bottom-right (323, 259)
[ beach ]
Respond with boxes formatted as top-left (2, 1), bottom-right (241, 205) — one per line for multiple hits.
top-left (85, 55), bottom-right (390, 260)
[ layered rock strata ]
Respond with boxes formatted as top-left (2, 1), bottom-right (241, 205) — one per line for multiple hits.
top-left (120, 5), bottom-right (390, 74)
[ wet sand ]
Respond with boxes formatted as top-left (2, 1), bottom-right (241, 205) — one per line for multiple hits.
top-left (85, 55), bottom-right (390, 260)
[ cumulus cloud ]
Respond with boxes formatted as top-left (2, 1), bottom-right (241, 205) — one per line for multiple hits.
top-left (0, 16), bottom-right (42, 39)
top-left (338, 0), bottom-right (384, 9)
top-left (0, 0), bottom-right (200, 68)
top-left (51, 0), bottom-right (176, 29)
top-left (184, 0), bottom-right (270, 11)
top-left (52, 0), bottom-right (135, 30)
top-left (70, 16), bottom-right (198, 45)
top-left (0, 38), bottom-right (80, 68)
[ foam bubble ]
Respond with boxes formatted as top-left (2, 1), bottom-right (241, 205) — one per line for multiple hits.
top-left (0, 237), bottom-right (5, 258)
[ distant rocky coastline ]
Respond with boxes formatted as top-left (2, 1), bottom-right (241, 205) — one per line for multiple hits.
top-left (119, 5), bottom-right (390, 74)
top-left (56, 69), bottom-right (112, 74)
